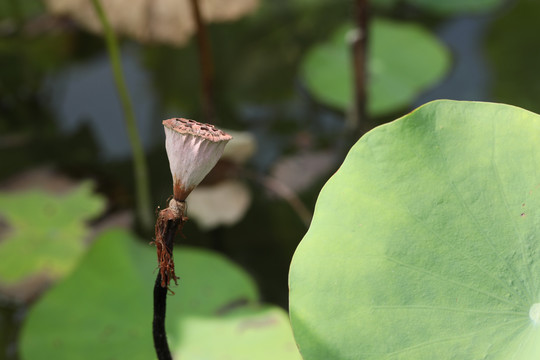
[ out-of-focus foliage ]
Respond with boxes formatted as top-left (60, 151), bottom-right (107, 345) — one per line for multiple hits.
top-left (188, 180), bottom-right (252, 230)
top-left (292, 0), bottom-right (504, 15)
top-left (173, 307), bottom-right (302, 359)
top-left (44, 0), bottom-right (260, 46)
top-left (0, 181), bottom-right (105, 287)
top-left (373, 0), bottom-right (504, 15)
top-left (0, 35), bottom-right (72, 89)
top-left (0, 0), bottom-right (44, 21)
top-left (487, 0), bottom-right (540, 116)
top-left (302, 19), bottom-right (450, 116)
top-left (21, 229), bottom-right (301, 359)
top-left (290, 100), bottom-right (540, 359)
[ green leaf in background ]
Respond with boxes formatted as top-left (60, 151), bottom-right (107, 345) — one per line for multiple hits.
top-left (289, 100), bottom-right (540, 359)
top-left (0, 0), bottom-right (44, 21)
top-left (21, 229), bottom-right (301, 360)
top-left (0, 181), bottom-right (105, 284)
top-left (174, 307), bottom-right (301, 359)
top-left (302, 19), bottom-right (450, 116)
top-left (371, 0), bottom-right (504, 15)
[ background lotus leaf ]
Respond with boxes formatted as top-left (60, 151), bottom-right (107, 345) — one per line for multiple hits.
top-left (188, 180), bottom-right (252, 230)
top-left (0, 181), bottom-right (105, 285)
top-left (0, 0), bottom-right (44, 21)
top-left (294, 0), bottom-right (503, 14)
top-left (371, 0), bottom-right (504, 14)
top-left (45, 0), bottom-right (259, 46)
top-left (408, 0), bottom-right (503, 14)
top-left (301, 19), bottom-right (450, 116)
top-left (173, 307), bottom-right (301, 359)
top-left (21, 228), bottom-right (301, 359)
top-left (289, 100), bottom-right (540, 359)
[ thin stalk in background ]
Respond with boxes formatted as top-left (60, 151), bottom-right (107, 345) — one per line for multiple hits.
top-left (90, 0), bottom-right (152, 229)
top-left (189, 0), bottom-right (216, 124)
top-left (351, 0), bottom-right (370, 139)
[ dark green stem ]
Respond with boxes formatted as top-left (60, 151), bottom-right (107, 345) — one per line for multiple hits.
top-left (351, 0), bottom-right (370, 138)
top-left (90, 0), bottom-right (152, 229)
top-left (189, 0), bottom-right (216, 123)
top-left (153, 273), bottom-right (172, 360)
top-left (152, 203), bottom-right (184, 360)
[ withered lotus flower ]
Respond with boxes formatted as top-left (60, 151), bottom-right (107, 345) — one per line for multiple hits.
top-left (163, 118), bottom-right (232, 201)
top-left (45, 0), bottom-right (259, 46)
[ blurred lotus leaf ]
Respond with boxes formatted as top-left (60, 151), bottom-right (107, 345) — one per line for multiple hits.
top-left (270, 150), bottom-right (336, 195)
top-left (45, 0), bottom-right (259, 46)
top-left (302, 18), bottom-right (450, 116)
top-left (188, 180), bottom-right (251, 230)
top-left (0, 180), bottom-right (105, 302)
top-left (174, 307), bottom-right (301, 359)
top-left (372, 0), bottom-right (504, 15)
top-left (21, 229), bottom-right (301, 360)
top-left (222, 130), bottom-right (257, 165)
top-left (0, 0), bottom-right (44, 21)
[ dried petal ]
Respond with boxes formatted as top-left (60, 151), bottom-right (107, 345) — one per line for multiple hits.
top-left (163, 118), bottom-right (232, 201)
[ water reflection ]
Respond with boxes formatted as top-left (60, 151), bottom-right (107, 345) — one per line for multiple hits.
top-left (44, 43), bottom-right (158, 160)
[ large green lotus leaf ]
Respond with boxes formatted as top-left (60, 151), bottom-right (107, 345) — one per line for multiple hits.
top-left (371, 0), bottom-right (504, 15)
top-left (302, 19), bottom-right (449, 116)
top-left (21, 229), bottom-right (300, 359)
top-left (0, 181), bottom-right (105, 284)
top-left (289, 100), bottom-right (540, 359)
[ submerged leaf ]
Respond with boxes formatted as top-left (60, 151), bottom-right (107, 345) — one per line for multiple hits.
top-left (289, 100), bottom-right (540, 359)
top-left (222, 130), bottom-right (257, 165)
top-left (270, 150), bottom-right (337, 195)
top-left (187, 180), bottom-right (251, 230)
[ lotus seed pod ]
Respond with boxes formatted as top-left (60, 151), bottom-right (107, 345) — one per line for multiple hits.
top-left (163, 118), bottom-right (232, 201)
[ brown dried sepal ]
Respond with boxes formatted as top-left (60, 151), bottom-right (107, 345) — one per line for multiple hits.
top-left (173, 177), bottom-right (194, 204)
top-left (152, 199), bottom-right (187, 290)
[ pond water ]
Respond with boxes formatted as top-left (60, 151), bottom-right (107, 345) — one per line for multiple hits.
top-left (1, 0), bottom-right (536, 358)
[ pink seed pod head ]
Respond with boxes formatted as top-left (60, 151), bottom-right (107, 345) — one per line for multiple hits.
top-left (163, 118), bottom-right (232, 201)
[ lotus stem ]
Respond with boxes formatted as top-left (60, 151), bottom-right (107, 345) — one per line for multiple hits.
top-left (90, 0), bottom-right (152, 229)
top-left (152, 119), bottom-right (231, 359)
top-left (152, 199), bottom-right (185, 360)
top-left (153, 272), bottom-right (171, 360)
